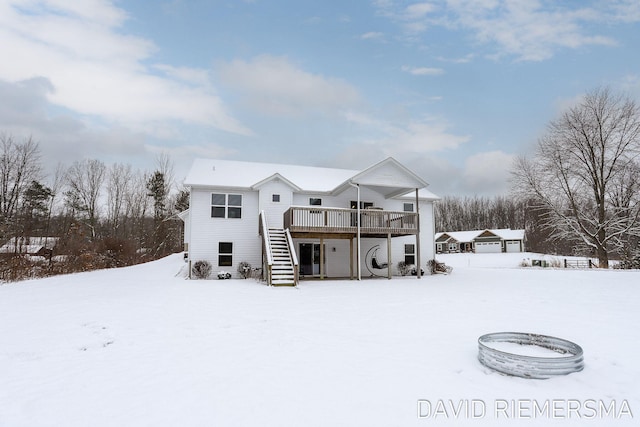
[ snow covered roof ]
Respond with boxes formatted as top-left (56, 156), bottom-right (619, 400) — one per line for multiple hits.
top-left (183, 157), bottom-right (439, 200)
top-left (0, 237), bottom-right (58, 254)
top-left (436, 229), bottom-right (525, 242)
top-left (495, 229), bottom-right (526, 240)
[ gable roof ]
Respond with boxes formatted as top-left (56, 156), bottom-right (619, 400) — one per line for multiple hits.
top-left (251, 173), bottom-right (302, 192)
top-left (334, 157), bottom-right (430, 199)
top-left (183, 157), bottom-right (439, 200)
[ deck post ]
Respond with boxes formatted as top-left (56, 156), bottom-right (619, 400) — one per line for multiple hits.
top-left (350, 237), bottom-right (354, 279)
top-left (348, 182), bottom-right (361, 281)
top-left (387, 232), bottom-right (392, 280)
top-left (320, 237), bottom-right (325, 280)
top-left (416, 188), bottom-right (422, 279)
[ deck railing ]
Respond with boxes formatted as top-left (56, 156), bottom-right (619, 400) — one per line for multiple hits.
top-left (259, 210), bottom-right (273, 286)
top-left (285, 228), bottom-right (299, 285)
top-left (283, 206), bottom-right (418, 236)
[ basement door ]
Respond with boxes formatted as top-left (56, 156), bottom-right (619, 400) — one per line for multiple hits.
top-left (299, 243), bottom-right (326, 276)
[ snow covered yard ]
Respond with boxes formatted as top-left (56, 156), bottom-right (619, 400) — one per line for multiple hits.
top-left (1, 254), bottom-right (638, 426)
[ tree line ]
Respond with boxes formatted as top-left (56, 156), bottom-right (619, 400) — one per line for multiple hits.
top-left (0, 133), bottom-right (188, 280)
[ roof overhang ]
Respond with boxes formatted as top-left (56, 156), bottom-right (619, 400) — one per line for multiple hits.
top-left (333, 157), bottom-right (429, 199)
top-left (176, 209), bottom-right (189, 221)
top-left (251, 173), bottom-right (302, 192)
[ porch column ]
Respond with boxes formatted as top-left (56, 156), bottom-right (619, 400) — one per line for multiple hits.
top-left (349, 182), bottom-right (361, 281)
top-left (416, 188), bottom-right (422, 279)
top-left (387, 232), bottom-right (392, 280)
top-left (350, 237), bottom-right (354, 279)
top-left (320, 237), bottom-right (325, 280)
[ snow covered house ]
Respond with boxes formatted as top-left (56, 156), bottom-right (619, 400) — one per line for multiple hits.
top-left (182, 157), bottom-right (439, 285)
top-left (0, 236), bottom-right (58, 258)
top-left (435, 229), bottom-right (525, 254)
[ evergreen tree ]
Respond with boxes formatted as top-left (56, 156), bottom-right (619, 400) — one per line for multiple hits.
top-left (20, 180), bottom-right (53, 237)
top-left (146, 171), bottom-right (168, 255)
top-left (174, 188), bottom-right (189, 213)
top-left (147, 171), bottom-right (167, 221)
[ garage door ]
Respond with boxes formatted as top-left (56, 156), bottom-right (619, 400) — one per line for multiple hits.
top-left (475, 241), bottom-right (502, 253)
top-left (506, 241), bottom-right (522, 253)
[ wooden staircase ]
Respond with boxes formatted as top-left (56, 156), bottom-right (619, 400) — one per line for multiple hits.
top-left (267, 228), bottom-right (297, 286)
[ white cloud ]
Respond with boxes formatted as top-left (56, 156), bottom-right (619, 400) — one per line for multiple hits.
top-left (610, 0), bottom-right (640, 23)
top-left (217, 55), bottom-right (361, 117)
top-left (436, 53), bottom-right (475, 64)
top-left (401, 66), bottom-right (444, 76)
top-left (0, 0), bottom-right (250, 136)
top-left (361, 31), bottom-right (385, 40)
top-left (374, 0), bottom-right (631, 61)
top-left (343, 111), bottom-right (470, 155)
top-left (462, 150), bottom-right (516, 194)
top-left (454, 0), bottom-right (617, 61)
top-left (0, 77), bottom-right (150, 172)
top-left (373, 0), bottom-right (436, 35)
top-left (405, 2), bottom-right (435, 19)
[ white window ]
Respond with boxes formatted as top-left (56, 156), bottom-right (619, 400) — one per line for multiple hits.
top-left (272, 194), bottom-right (280, 202)
top-left (211, 193), bottom-right (242, 218)
top-left (309, 198), bottom-right (322, 206)
top-left (403, 203), bottom-right (414, 212)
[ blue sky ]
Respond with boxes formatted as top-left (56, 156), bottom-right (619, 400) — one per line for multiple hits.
top-left (1, 0), bottom-right (639, 196)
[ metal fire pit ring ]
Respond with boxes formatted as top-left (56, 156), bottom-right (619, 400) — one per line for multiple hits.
top-left (478, 332), bottom-right (584, 379)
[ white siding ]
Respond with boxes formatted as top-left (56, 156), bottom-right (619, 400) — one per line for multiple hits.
top-left (188, 188), bottom-right (262, 277)
top-left (183, 215), bottom-right (190, 250)
top-left (257, 180), bottom-right (293, 228)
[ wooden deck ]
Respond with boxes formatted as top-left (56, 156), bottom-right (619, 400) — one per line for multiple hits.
top-left (283, 206), bottom-right (418, 238)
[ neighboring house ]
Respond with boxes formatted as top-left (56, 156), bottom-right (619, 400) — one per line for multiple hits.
top-left (0, 236), bottom-right (59, 258)
top-left (435, 229), bottom-right (525, 254)
top-left (182, 157), bottom-right (439, 285)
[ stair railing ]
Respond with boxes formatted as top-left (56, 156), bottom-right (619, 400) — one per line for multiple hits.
top-left (285, 228), bottom-right (299, 286)
top-left (259, 211), bottom-right (273, 286)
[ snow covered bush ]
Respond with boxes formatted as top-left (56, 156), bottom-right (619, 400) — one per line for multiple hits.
top-left (191, 260), bottom-right (212, 279)
top-left (427, 259), bottom-right (452, 275)
top-left (238, 261), bottom-right (251, 279)
top-left (397, 261), bottom-right (410, 276)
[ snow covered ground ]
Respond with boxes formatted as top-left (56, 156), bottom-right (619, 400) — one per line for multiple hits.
top-left (1, 253), bottom-right (638, 426)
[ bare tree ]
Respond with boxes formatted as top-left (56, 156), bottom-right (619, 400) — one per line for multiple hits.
top-left (106, 162), bottom-right (133, 236)
top-left (512, 87), bottom-right (640, 268)
top-left (124, 170), bottom-right (150, 249)
top-left (45, 163), bottom-right (66, 236)
top-left (0, 134), bottom-right (41, 238)
top-left (154, 152), bottom-right (174, 200)
top-left (64, 159), bottom-right (106, 237)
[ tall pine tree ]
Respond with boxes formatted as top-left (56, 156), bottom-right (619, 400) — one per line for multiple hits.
top-left (147, 171), bottom-right (168, 256)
